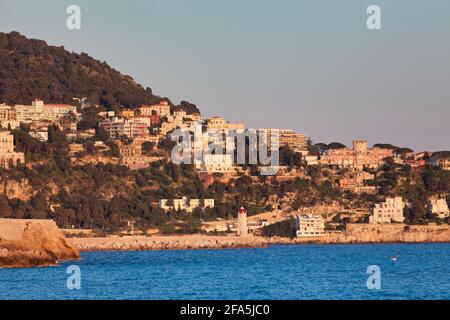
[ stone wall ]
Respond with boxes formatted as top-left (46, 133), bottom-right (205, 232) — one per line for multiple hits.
top-left (322, 223), bottom-right (450, 243)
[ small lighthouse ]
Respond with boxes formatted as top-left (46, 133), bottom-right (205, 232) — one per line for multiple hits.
top-left (237, 207), bottom-right (248, 236)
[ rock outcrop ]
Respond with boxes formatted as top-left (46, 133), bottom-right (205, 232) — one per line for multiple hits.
top-left (0, 179), bottom-right (34, 201)
top-left (0, 219), bottom-right (80, 268)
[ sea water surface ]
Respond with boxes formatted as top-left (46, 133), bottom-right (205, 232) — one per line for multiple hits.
top-left (1, 244), bottom-right (449, 300)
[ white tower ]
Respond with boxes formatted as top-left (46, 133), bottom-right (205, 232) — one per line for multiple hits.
top-left (237, 207), bottom-right (248, 236)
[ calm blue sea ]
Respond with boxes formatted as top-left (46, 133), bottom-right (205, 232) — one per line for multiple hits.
top-left (1, 244), bottom-right (449, 300)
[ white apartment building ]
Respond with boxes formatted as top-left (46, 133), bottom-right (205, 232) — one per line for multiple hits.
top-left (369, 197), bottom-right (405, 224)
top-left (15, 99), bottom-right (77, 122)
top-left (99, 117), bottom-right (149, 139)
top-left (428, 199), bottom-right (450, 219)
top-left (159, 197), bottom-right (215, 213)
top-left (295, 214), bottom-right (326, 237)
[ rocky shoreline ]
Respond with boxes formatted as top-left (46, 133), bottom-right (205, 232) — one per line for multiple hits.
top-left (0, 219), bottom-right (80, 268)
top-left (2, 220), bottom-right (449, 268)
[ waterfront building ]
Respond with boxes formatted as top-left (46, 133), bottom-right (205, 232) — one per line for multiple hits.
top-left (0, 131), bottom-right (25, 168)
top-left (369, 197), bottom-right (405, 224)
top-left (295, 214), bottom-right (326, 237)
top-left (237, 207), bottom-right (249, 236)
top-left (159, 197), bottom-right (215, 213)
top-left (427, 199), bottom-right (450, 219)
top-left (138, 100), bottom-right (171, 117)
top-left (320, 140), bottom-right (393, 169)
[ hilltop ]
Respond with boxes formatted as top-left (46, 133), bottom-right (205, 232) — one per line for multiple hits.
top-left (0, 31), bottom-right (198, 113)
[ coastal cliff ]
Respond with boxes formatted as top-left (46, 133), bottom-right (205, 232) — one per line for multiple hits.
top-left (0, 219), bottom-right (80, 268)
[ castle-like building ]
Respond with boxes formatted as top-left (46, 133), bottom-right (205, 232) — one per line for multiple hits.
top-left (320, 140), bottom-right (393, 169)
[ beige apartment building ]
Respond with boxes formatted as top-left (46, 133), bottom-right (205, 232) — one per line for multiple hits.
top-left (257, 129), bottom-right (308, 154)
top-left (369, 197), bottom-right (405, 224)
top-left (99, 117), bottom-right (149, 139)
top-left (295, 214), bottom-right (326, 237)
top-left (0, 131), bottom-right (25, 168)
top-left (0, 104), bottom-right (15, 121)
top-left (159, 197), bottom-right (215, 213)
top-left (138, 100), bottom-right (171, 117)
top-left (320, 140), bottom-right (393, 169)
top-left (206, 117), bottom-right (245, 133)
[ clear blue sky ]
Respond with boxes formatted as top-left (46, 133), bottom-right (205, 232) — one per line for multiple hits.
top-left (1, 0), bottom-right (449, 151)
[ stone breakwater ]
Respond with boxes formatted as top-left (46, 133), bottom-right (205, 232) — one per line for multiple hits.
top-left (0, 219), bottom-right (80, 268)
top-left (70, 235), bottom-right (270, 251)
top-left (70, 224), bottom-right (450, 252)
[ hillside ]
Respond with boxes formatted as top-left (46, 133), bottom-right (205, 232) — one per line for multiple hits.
top-left (0, 31), bottom-right (164, 109)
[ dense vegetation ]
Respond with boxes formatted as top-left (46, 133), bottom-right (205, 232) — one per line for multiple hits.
top-left (0, 32), bottom-right (199, 113)
top-left (261, 218), bottom-right (297, 238)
